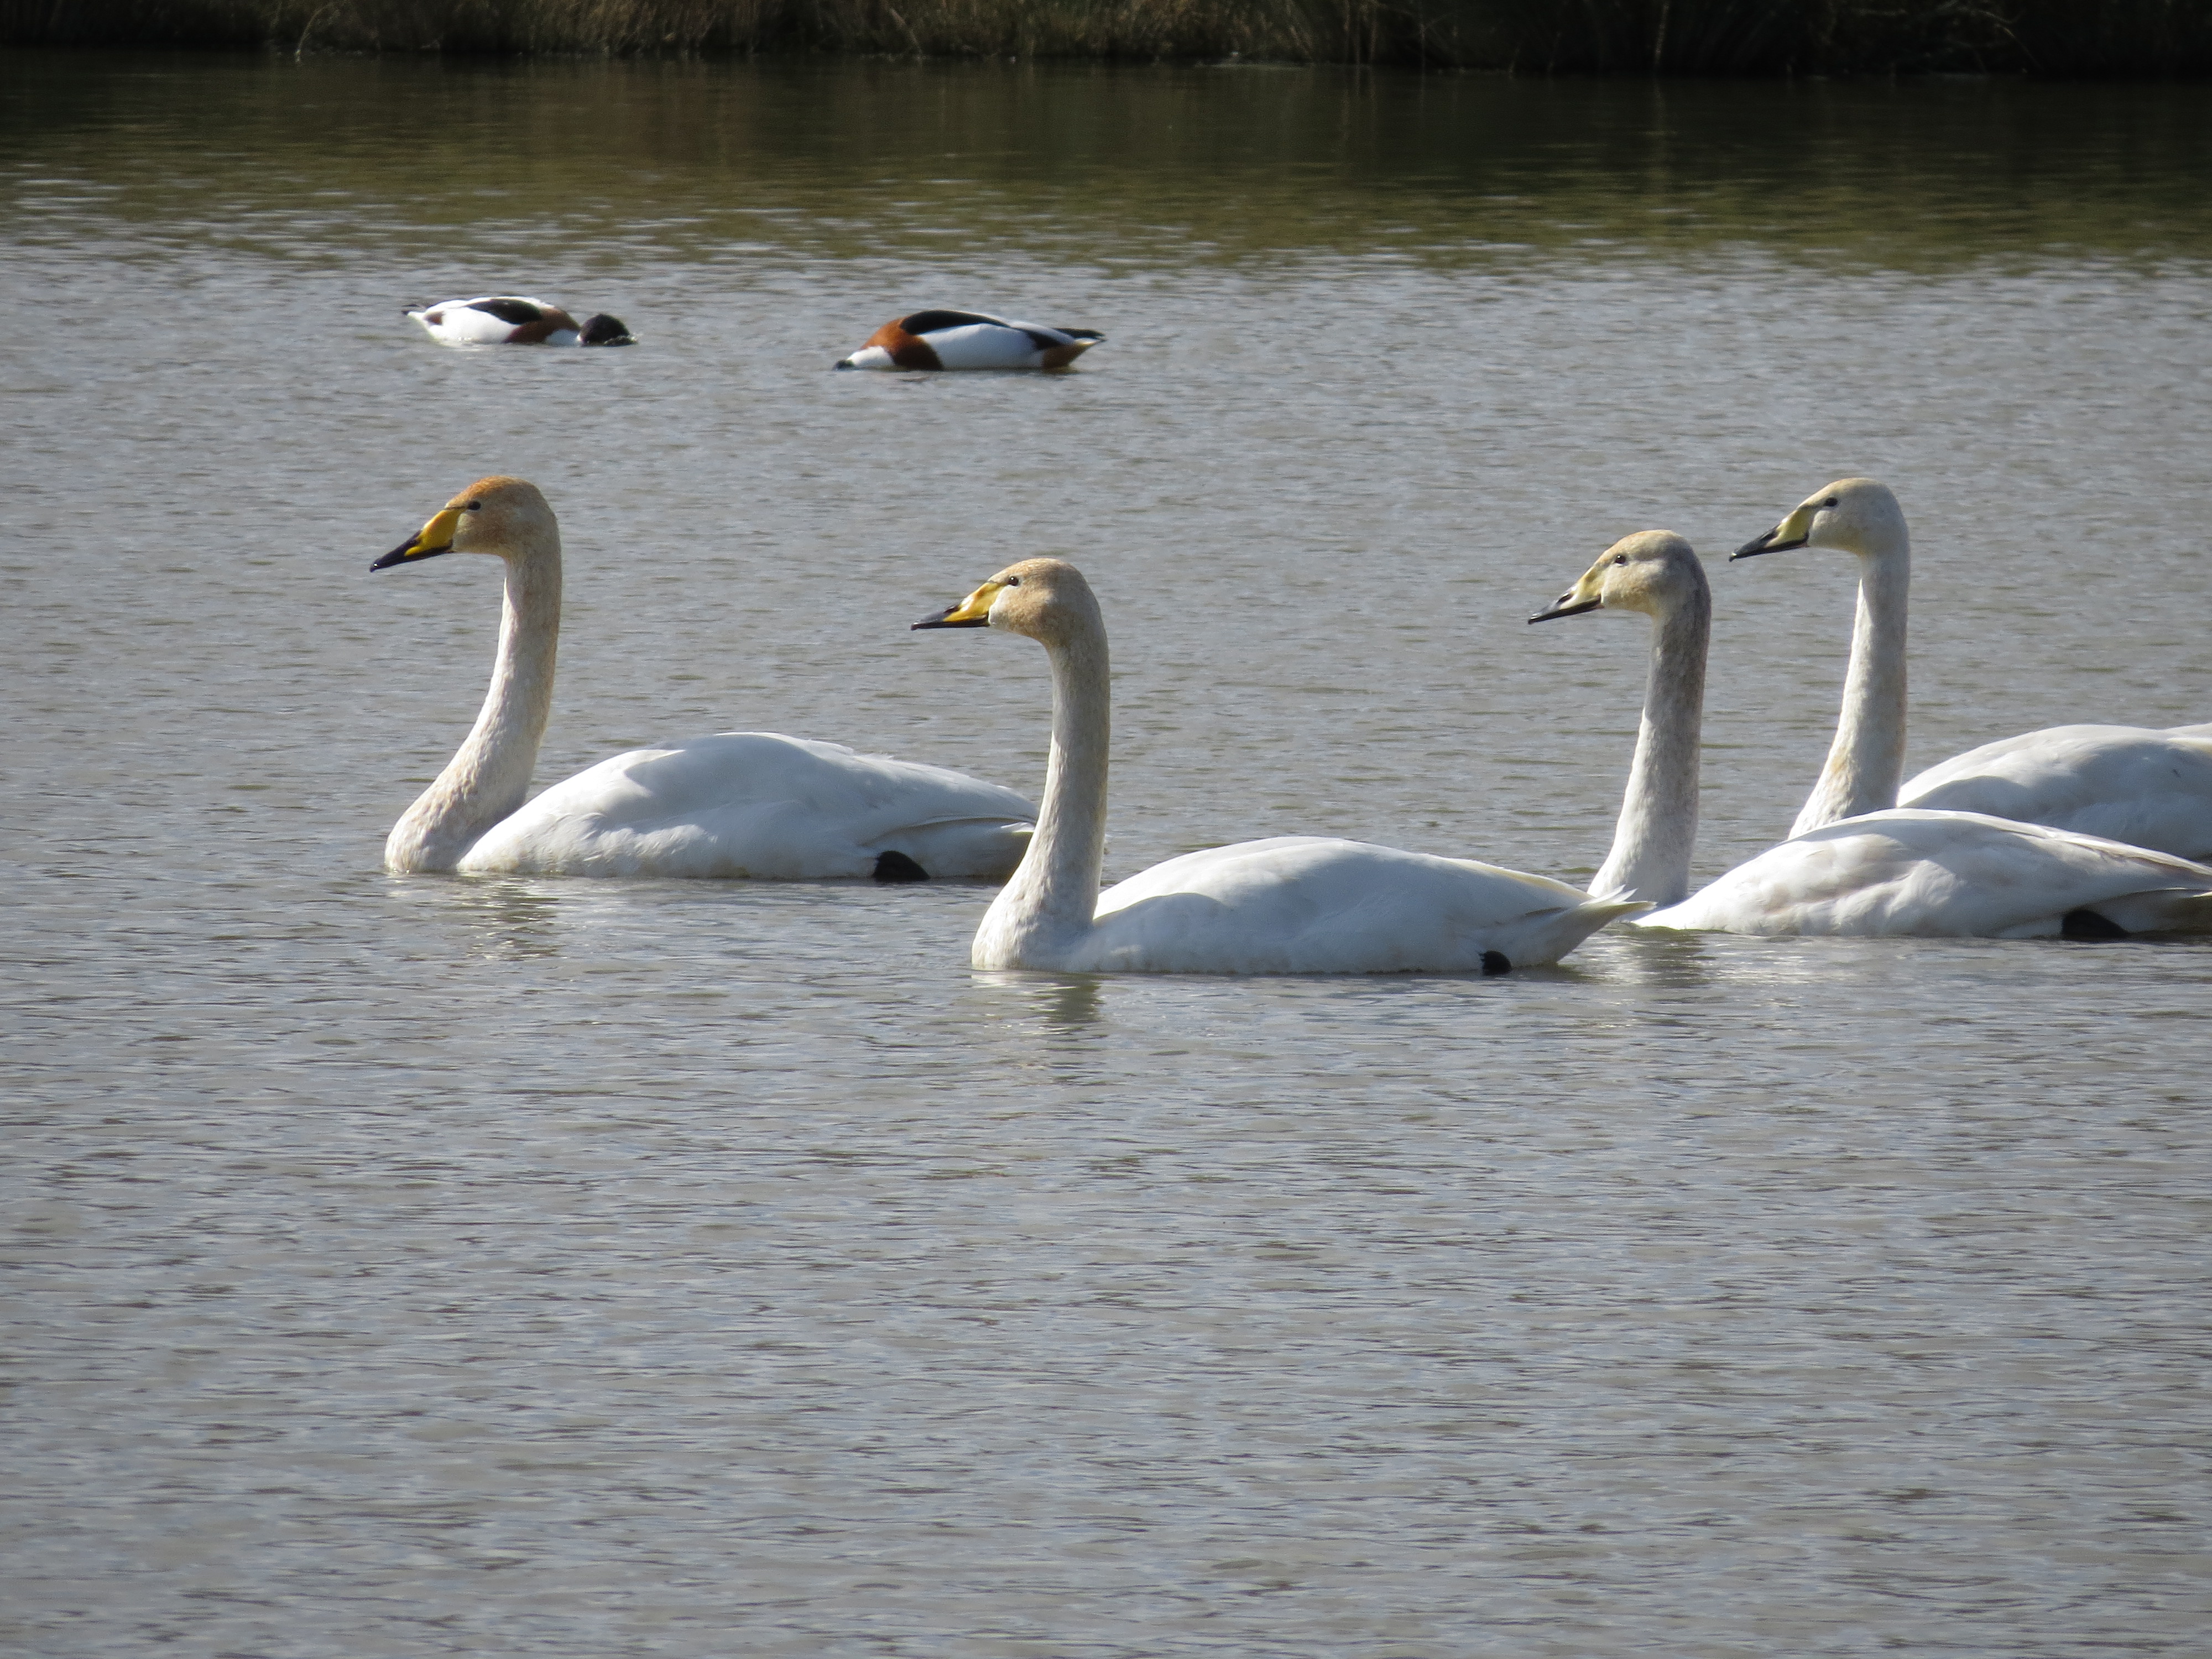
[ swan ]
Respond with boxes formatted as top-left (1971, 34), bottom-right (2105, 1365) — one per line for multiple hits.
top-left (1641, 807), bottom-right (2212, 937)
top-left (1527, 531), bottom-right (1709, 907)
top-left (405, 296), bottom-right (634, 347)
top-left (1897, 724), bottom-right (2212, 861)
top-left (374, 476), bottom-right (1035, 879)
top-left (836, 310), bottom-right (1103, 371)
top-left (911, 558), bottom-right (1644, 973)
top-left (1736, 477), bottom-right (2212, 858)
top-left (1530, 529), bottom-right (2212, 938)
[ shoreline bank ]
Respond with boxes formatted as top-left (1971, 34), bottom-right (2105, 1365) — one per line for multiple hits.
top-left (6, 1), bottom-right (2210, 77)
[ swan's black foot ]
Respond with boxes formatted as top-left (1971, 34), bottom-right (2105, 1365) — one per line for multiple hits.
top-left (1481, 950), bottom-right (1512, 975)
top-left (873, 850), bottom-right (929, 883)
top-left (2061, 907), bottom-right (2128, 940)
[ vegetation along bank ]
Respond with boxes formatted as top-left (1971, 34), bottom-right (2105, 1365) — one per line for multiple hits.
top-left (7, 0), bottom-right (2211, 75)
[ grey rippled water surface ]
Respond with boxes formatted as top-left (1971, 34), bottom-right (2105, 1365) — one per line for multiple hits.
top-left (3, 50), bottom-right (2210, 1658)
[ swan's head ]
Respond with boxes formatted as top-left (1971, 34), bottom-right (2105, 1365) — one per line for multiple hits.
top-left (1528, 530), bottom-right (1706, 625)
top-left (1733, 477), bottom-right (1905, 562)
top-left (372, 476), bottom-right (555, 571)
top-left (912, 557), bottom-right (1100, 648)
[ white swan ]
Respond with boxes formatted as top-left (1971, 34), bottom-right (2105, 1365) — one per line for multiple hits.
top-left (1735, 477), bottom-right (2212, 858)
top-left (911, 558), bottom-right (1644, 973)
top-left (1531, 527), bottom-right (2212, 938)
top-left (1897, 724), bottom-right (2212, 861)
top-left (836, 310), bottom-right (1103, 371)
top-left (375, 477), bottom-right (1035, 880)
top-left (1643, 807), bottom-right (2212, 937)
top-left (1527, 530), bottom-right (1709, 907)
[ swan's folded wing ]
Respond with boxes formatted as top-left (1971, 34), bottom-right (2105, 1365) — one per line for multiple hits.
top-left (457, 731), bottom-right (1035, 878)
top-left (1900, 724), bottom-right (2212, 860)
top-left (1640, 808), bottom-right (2212, 937)
top-left (1084, 836), bottom-right (1638, 973)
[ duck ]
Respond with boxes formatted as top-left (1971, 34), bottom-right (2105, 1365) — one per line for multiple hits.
top-left (910, 559), bottom-right (1644, 974)
top-left (405, 296), bottom-right (635, 348)
top-left (374, 477), bottom-right (1035, 879)
top-left (836, 310), bottom-right (1103, 371)
top-left (1527, 527), bottom-right (2212, 938)
top-left (1734, 477), bottom-right (2212, 858)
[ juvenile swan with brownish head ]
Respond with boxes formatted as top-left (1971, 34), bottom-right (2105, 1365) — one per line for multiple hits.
top-left (1528, 517), bottom-right (2212, 938)
top-left (1731, 476), bottom-right (2212, 860)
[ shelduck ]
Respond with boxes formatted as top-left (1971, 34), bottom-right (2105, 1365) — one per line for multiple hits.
top-left (836, 310), bottom-right (1103, 371)
top-left (405, 296), bottom-right (635, 348)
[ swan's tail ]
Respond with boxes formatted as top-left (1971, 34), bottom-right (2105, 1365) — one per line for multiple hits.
top-left (865, 817), bottom-right (1035, 882)
top-left (2083, 886), bottom-right (2212, 936)
top-left (1505, 897), bottom-right (1653, 968)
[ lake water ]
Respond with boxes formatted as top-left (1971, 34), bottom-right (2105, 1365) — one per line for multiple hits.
top-left (4, 49), bottom-right (2209, 1658)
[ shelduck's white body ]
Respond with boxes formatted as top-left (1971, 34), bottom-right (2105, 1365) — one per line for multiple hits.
top-left (375, 477), bottom-right (1033, 881)
top-left (405, 296), bottom-right (634, 348)
top-left (913, 558), bottom-right (1642, 974)
top-left (837, 310), bottom-right (1103, 371)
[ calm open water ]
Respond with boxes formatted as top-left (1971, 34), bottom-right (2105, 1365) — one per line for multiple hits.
top-left (3, 50), bottom-right (2209, 1658)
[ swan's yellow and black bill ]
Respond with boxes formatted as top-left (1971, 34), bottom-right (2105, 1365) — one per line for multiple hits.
top-left (1528, 561), bottom-right (1605, 623)
top-left (372, 505), bottom-right (464, 571)
top-left (1733, 502), bottom-right (1818, 560)
top-left (912, 580), bottom-right (1005, 630)
top-left (1529, 589), bottom-right (1603, 623)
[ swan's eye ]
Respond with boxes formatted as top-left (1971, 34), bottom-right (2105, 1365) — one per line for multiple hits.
top-left (1613, 554), bottom-right (1629, 565)
top-left (464, 500), bottom-right (483, 511)
top-left (1001, 575), bottom-right (1020, 585)
top-left (1820, 497), bottom-right (1838, 509)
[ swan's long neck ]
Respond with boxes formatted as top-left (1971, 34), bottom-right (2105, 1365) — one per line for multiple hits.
top-left (385, 549), bottom-right (561, 873)
top-left (1590, 587), bottom-right (1708, 906)
top-left (972, 620), bottom-right (1110, 969)
top-left (1792, 539), bottom-right (1908, 837)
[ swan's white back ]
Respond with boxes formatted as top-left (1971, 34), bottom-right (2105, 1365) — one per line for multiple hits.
top-left (1642, 807), bottom-right (2212, 937)
top-left (1077, 836), bottom-right (1640, 974)
top-left (458, 732), bottom-right (1035, 879)
top-left (1899, 724), bottom-right (2212, 860)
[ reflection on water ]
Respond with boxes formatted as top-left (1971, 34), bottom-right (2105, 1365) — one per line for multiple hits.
top-left (969, 969), bottom-right (1111, 1032)
top-left (6, 51), bottom-right (2212, 270)
top-left (1589, 926), bottom-right (1723, 990)
top-left (4, 48), bottom-right (2210, 1659)
top-left (444, 879), bottom-right (570, 961)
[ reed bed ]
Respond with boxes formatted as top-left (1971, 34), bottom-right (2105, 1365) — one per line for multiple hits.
top-left (7, 0), bottom-right (2209, 72)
